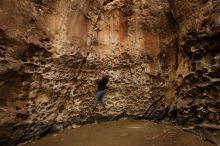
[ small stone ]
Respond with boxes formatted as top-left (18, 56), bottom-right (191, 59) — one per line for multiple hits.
top-left (50, 124), bottom-right (64, 132)
top-left (71, 124), bottom-right (80, 129)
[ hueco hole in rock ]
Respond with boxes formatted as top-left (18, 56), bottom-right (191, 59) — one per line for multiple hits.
top-left (0, 0), bottom-right (220, 146)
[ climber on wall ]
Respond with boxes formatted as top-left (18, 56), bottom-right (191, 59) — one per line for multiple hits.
top-left (92, 75), bottom-right (110, 109)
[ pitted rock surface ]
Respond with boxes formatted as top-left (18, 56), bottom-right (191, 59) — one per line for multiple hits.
top-left (0, 0), bottom-right (219, 145)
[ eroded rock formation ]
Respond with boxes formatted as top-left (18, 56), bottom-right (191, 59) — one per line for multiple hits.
top-left (0, 0), bottom-right (219, 145)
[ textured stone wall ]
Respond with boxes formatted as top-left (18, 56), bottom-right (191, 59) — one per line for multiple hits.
top-left (0, 0), bottom-right (219, 145)
top-left (168, 0), bottom-right (220, 135)
top-left (166, 0), bottom-right (220, 144)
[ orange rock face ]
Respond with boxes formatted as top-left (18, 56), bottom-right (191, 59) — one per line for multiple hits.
top-left (0, 0), bottom-right (219, 145)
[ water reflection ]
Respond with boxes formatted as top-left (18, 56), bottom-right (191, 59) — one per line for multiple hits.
top-left (26, 120), bottom-right (214, 146)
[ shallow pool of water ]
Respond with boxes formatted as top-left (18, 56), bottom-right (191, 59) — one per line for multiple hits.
top-left (26, 120), bottom-right (214, 146)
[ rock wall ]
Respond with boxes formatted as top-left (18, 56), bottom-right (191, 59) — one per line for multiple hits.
top-left (166, 0), bottom-right (220, 144)
top-left (169, 0), bottom-right (220, 123)
top-left (0, 0), bottom-right (219, 145)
